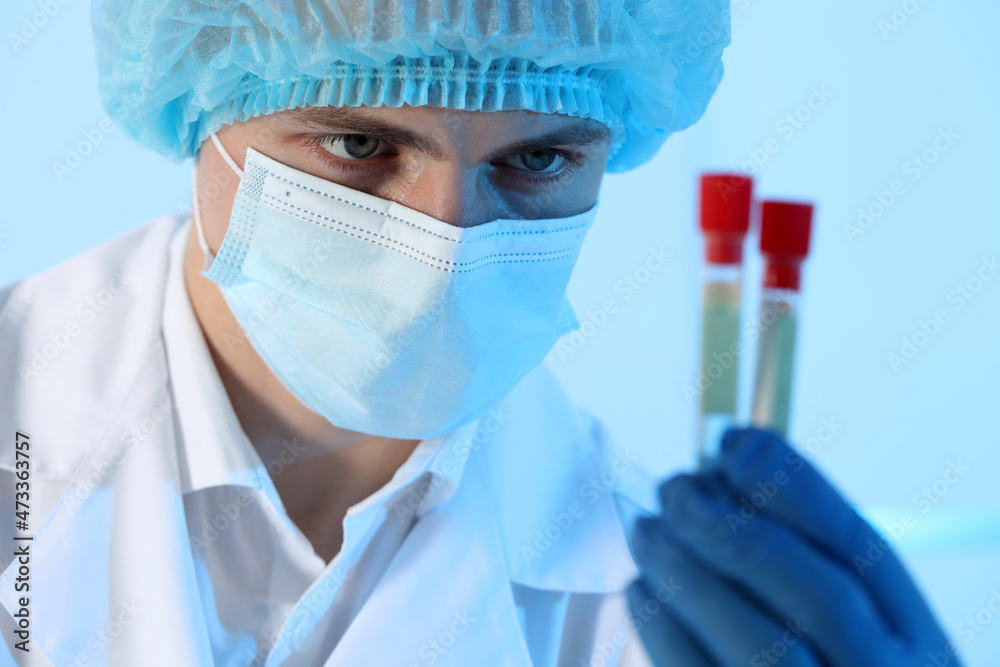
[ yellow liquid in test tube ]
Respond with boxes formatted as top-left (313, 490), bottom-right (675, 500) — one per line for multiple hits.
top-left (750, 292), bottom-right (798, 438)
top-left (699, 273), bottom-right (741, 466)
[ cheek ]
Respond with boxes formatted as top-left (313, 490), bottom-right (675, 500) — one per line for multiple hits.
top-left (504, 161), bottom-right (606, 219)
top-left (195, 159), bottom-right (241, 247)
top-left (564, 161), bottom-right (606, 203)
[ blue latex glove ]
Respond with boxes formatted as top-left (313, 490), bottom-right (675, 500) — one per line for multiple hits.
top-left (625, 427), bottom-right (961, 667)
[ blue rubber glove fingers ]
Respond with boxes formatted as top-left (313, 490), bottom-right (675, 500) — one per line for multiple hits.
top-left (659, 473), bottom-right (908, 666)
top-left (713, 427), bottom-right (950, 647)
top-left (630, 517), bottom-right (825, 667)
top-left (625, 577), bottom-right (716, 667)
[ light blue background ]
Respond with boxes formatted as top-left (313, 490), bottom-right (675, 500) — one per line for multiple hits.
top-left (1, 0), bottom-right (997, 664)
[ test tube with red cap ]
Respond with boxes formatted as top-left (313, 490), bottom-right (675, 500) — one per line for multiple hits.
top-left (697, 173), bottom-right (753, 466)
top-left (750, 200), bottom-right (814, 437)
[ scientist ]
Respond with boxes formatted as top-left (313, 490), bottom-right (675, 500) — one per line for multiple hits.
top-left (0, 0), bottom-right (955, 665)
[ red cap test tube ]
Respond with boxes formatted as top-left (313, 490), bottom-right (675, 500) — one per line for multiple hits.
top-left (697, 174), bottom-right (753, 466)
top-left (750, 201), bottom-right (814, 437)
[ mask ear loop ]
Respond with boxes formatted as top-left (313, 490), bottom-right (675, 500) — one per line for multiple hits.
top-left (191, 159), bottom-right (212, 266)
top-left (211, 132), bottom-right (245, 179)
top-left (192, 133), bottom-right (245, 270)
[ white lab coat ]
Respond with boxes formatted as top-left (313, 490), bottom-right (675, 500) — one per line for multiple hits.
top-left (0, 215), bottom-right (659, 666)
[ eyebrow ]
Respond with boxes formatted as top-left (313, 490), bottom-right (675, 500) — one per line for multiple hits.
top-left (285, 106), bottom-right (611, 162)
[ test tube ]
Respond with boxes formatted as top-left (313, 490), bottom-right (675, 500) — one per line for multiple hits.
top-left (697, 174), bottom-right (753, 467)
top-left (750, 201), bottom-right (814, 438)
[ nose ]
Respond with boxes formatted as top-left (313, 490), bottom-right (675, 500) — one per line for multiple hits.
top-left (394, 163), bottom-right (502, 228)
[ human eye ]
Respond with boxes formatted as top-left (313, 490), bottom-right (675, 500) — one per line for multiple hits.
top-left (315, 133), bottom-right (390, 160)
top-left (496, 148), bottom-right (582, 184)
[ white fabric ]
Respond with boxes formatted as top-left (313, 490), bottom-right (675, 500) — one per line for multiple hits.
top-left (0, 214), bottom-right (658, 666)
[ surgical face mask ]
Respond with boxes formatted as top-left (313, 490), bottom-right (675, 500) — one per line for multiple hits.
top-left (192, 133), bottom-right (596, 440)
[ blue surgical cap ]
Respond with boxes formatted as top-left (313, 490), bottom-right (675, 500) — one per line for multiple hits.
top-left (92, 0), bottom-right (731, 173)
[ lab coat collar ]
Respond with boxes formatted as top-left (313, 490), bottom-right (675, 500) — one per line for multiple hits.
top-left (161, 215), bottom-right (271, 495)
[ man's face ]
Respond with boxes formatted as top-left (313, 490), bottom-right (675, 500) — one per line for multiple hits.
top-left (197, 104), bottom-right (611, 240)
top-left (185, 103), bottom-right (612, 446)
